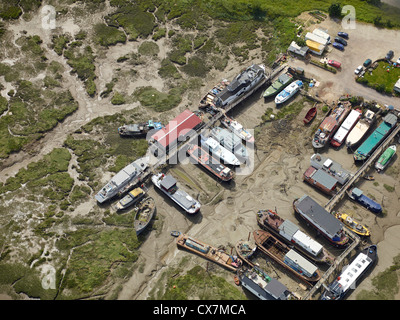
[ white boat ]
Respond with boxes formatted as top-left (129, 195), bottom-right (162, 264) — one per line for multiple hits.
top-left (151, 173), bottom-right (200, 214)
top-left (345, 110), bottom-right (376, 149)
top-left (375, 145), bottom-right (396, 172)
top-left (200, 135), bottom-right (241, 166)
top-left (220, 116), bottom-right (255, 144)
top-left (95, 156), bottom-right (149, 203)
top-left (330, 109), bottom-right (362, 147)
top-left (274, 80), bottom-right (303, 105)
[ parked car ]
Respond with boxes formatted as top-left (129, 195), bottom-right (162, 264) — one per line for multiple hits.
top-left (328, 60), bottom-right (341, 68)
top-left (334, 37), bottom-right (347, 46)
top-left (333, 42), bottom-right (344, 51)
top-left (354, 65), bottom-right (363, 75)
top-left (396, 57), bottom-right (400, 64)
top-left (337, 32), bottom-right (349, 39)
top-left (386, 50), bottom-right (394, 60)
top-left (363, 59), bottom-right (372, 68)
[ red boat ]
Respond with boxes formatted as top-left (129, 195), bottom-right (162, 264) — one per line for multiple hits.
top-left (187, 144), bottom-right (234, 182)
top-left (303, 106), bottom-right (317, 124)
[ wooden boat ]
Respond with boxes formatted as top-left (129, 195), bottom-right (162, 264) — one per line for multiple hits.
top-left (334, 212), bottom-right (370, 237)
top-left (134, 197), bottom-right (156, 235)
top-left (312, 101), bottom-right (351, 149)
top-left (256, 209), bottom-right (334, 264)
top-left (176, 233), bottom-right (242, 272)
top-left (303, 106), bottom-right (317, 124)
top-left (253, 230), bottom-right (321, 285)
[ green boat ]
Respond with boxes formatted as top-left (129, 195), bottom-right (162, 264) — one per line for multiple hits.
top-left (354, 113), bottom-right (397, 162)
top-left (263, 73), bottom-right (293, 98)
top-left (375, 145), bottom-right (396, 172)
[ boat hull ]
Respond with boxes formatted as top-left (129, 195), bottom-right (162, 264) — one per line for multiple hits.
top-left (134, 197), bottom-right (156, 235)
top-left (303, 107), bottom-right (317, 125)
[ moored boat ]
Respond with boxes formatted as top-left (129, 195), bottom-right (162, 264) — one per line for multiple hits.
top-left (115, 187), bottom-right (146, 211)
top-left (312, 101), bottom-right (351, 149)
top-left (321, 244), bottom-right (377, 300)
top-left (200, 135), bottom-right (240, 166)
top-left (303, 106), bottom-right (317, 125)
top-left (375, 145), bottom-right (396, 172)
top-left (186, 144), bottom-right (234, 182)
top-left (238, 266), bottom-right (296, 300)
top-left (176, 233), bottom-right (242, 272)
top-left (334, 212), bottom-right (370, 237)
top-left (210, 126), bottom-right (248, 161)
top-left (134, 197), bottom-right (156, 235)
top-left (214, 64), bottom-right (266, 108)
top-left (263, 72), bottom-right (293, 98)
top-left (330, 109), bottom-right (362, 148)
top-left (199, 80), bottom-right (230, 114)
top-left (95, 156), bottom-right (149, 203)
top-left (353, 113), bottom-right (398, 162)
top-left (118, 120), bottom-right (163, 136)
top-left (220, 116), bottom-right (255, 144)
top-left (253, 230), bottom-right (321, 285)
top-left (256, 209), bottom-right (334, 264)
top-left (274, 80), bottom-right (303, 105)
top-left (345, 109), bottom-right (376, 149)
top-left (346, 187), bottom-right (382, 214)
top-left (151, 173), bottom-right (201, 214)
top-left (293, 195), bottom-right (349, 248)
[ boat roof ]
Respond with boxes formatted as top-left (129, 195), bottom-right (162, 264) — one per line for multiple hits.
top-left (171, 189), bottom-right (197, 210)
top-left (160, 174), bottom-right (177, 190)
top-left (292, 230), bottom-right (323, 254)
top-left (278, 73), bottom-right (292, 84)
top-left (336, 252), bottom-right (372, 292)
top-left (296, 195), bottom-right (344, 238)
top-left (305, 166), bottom-right (338, 190)
top-left (130, 187), bottom-right (144, 197)
top-left (285, 249), bottom-right (318, 275)
top-left (310, 154), bottom-right (351, 183)
top-left (342, 110), bottom-right (361, 130)
top-left (356, 119), bottom-right (393, 155)
top-left (383, 113), bottom-right (398, 126)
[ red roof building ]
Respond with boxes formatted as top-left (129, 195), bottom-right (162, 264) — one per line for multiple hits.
top-left (151, 109), bottom-right (202, 150)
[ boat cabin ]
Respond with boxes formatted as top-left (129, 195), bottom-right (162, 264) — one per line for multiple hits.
top-left (160, 175), bottom-right (178, 193)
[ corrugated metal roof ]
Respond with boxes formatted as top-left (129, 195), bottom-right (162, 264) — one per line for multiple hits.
top-left (279, 220), bottom-right (299, 239)
top-left (311, 169), bottom-right (337, 189)
top-left (151, 109), bottom-right (202, 148)
top-left (285, 249), bottom-right (318, 275)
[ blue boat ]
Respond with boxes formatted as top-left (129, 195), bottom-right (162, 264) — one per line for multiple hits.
top-left (346, 187), bottom-right (382, 214)
top-left (275, 80), bottom-right (303, 105)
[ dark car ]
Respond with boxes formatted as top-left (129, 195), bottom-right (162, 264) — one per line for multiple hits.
top-left (333, 42), bottom-right (344, 51)
top-left (363, 59), bottom-right (372, 67)
top-left (386, 50), bottom-right (394, 60)
top-left (337, 32), bottom-right (349, 39)
top-left (334, 37), bottom-right (347, 46)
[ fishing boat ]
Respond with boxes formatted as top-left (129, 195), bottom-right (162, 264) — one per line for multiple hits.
top-left (200, 135), bottom-right (240, 166)
top-left (134, 197), bottom-right (156, 235)
top-left (253, 230), bottom-right (321, 285)
top-left (330, 109), bottom-right (362, 148)
top-left (346, 187), bottom-right (382, 214)
top-left (274, 80), bottom-right (303, 105)
top-left (353, 113), bottom-right (398, 162)
top-left (220, 116), bottom-right (255, 144)
top-left (263, 72), bottom-right (293, 98)
top-left (312, 101), bottom-right (352, 149)
top-left (176, 233), bottom-right (242, 272)
top-left (256, 209), bottom-right (334, 264)
top-left (115, 187), bottom-right (146, 211)
top-left (210, 127), bottom-right (248, 162)
top-left (151, 173), bottom-right (201, 214)
top-left (95, 156), bottom-right (149, 203)
top-left (334, 212), bottom-right (370, 237)
top-left (214, 64), bottom-right (266, 108)
top-left (375, 145), bottom-right (396, 172)
top-left (303, 106), bottom-right (317, 125)
top-left (186, 144), bottom-right (234, 182)
top-left (118, 120), bottom-right (163, 136)
top-left (238, 266), bottom-right (296, 300)
top-left (345, 109), bottom-right (376, 149)
top-left (321, 244), bottom-right (378, 300)
top-left (293, 195), bottom-right (349, 248)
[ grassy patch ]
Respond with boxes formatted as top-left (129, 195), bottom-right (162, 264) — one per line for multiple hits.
top-left (93, 23), bottom-right (126, 47)
top-left (359, 61), bottom-right (400, 94)
top-left (133, 86), bottom-right (182, 112)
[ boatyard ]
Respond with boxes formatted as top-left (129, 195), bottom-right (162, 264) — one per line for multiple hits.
top-left (2, 1), bottom-right (400, 303)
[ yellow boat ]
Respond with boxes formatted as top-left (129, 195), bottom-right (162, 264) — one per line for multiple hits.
top-left (335, 212), bottom-right (370, 237)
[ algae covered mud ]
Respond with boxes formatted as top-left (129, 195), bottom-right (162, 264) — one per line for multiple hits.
top-left (1, 0), bottom-right (400, 302)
